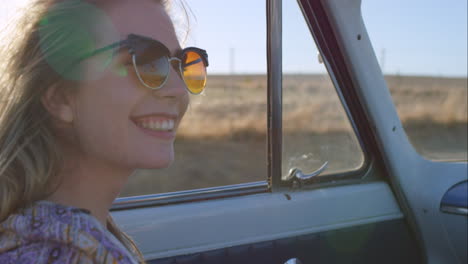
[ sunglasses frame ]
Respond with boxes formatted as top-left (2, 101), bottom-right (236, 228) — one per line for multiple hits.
top-left (74, 34), bottom-right (209, 94)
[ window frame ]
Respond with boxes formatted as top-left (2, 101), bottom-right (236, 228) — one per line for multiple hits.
top-left (112, 0), bottom-right (380, 211)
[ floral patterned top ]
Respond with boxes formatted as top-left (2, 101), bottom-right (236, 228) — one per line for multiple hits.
top-left (0, 200), bottom-right (140, 263)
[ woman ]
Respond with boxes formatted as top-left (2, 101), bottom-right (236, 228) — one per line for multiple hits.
top-left (0, 0), bottom-right (208, 263)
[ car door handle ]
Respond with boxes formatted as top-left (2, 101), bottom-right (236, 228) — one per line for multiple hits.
top-left (287, 161), bottom-right (329, 182)
top-left (440, 180), bottom-right (468, 216)
top-left (285, 258), bottom-right (303, 264)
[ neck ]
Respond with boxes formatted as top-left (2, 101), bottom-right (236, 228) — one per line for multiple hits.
top-left (47, 154), bottom-right (133, 227)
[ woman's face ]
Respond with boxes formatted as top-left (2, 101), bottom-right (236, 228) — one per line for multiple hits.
top-left (65, 0), bottom-right (189, 170)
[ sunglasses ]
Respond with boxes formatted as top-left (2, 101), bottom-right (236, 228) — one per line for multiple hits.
top-left (75, 34), bottom-right (209, 94)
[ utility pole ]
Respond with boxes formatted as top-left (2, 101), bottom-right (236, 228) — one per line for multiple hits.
top-left (230, 48), bottom-right (235, 75)
top-left (229, 48), bottom-right (235, 137)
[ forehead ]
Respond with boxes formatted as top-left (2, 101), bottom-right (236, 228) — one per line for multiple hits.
top-left (98, 0), bottom-right (181, 52)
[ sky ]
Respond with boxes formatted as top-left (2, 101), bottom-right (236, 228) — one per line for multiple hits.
top-left (1, 0), bottom-right (467, 77)
top-left (181, 0), bottom-right (468, 77)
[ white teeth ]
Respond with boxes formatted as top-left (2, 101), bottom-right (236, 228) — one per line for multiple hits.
top-left (138, 119), bottom-right (175, 131)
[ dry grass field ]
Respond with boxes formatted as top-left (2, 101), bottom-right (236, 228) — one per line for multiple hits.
top-left (121, 74), bottom-right (467, 196)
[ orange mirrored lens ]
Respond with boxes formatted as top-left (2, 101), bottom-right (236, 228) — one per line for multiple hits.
top-left (183, 51), bottom-right (206, 94)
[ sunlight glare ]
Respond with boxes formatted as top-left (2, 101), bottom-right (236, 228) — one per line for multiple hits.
top-left (0, 0), bottom-right (30, 42)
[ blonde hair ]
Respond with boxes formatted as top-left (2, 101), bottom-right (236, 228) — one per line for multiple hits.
top-left (0, 0), bottom-right (178, 262)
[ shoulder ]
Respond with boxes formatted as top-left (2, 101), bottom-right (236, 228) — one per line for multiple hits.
top-left (0, 201), bottom-right (136, 264)
top-left (0, 238), bottom-right (94, 263)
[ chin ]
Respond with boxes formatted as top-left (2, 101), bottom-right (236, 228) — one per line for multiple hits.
top-left (129, 143), bottom-right (175, 169)
top-left (137, 153), bottom-right (175, 169)
top-left (150, 159), bottom-right (174, 169)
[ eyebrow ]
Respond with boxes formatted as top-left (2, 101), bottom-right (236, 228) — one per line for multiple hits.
top-left (126, 33), bottom-right (184, 58)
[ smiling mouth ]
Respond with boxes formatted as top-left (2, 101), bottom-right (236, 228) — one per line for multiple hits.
top-left (135, 119), bottom-right (175, 131)
top-left (131, 113), bottom-right (178, 133)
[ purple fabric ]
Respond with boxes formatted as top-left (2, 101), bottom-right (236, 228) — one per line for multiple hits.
top-left (0, 201), bottom-right (140, 263)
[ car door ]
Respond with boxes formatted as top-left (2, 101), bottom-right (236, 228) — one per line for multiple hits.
top-left (111, 0), bottom-right (466, 263)
top-left (356, 1), bottom-right (468, 263)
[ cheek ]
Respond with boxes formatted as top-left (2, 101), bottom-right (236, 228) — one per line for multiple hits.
top-left (73, 92), bottom-right (133, 164)
top-left (179, 93), bottom-right (190, 118)
top-left (71, 78), bottom-right (138, 166)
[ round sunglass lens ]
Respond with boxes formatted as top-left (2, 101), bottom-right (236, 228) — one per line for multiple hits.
top-left (182, 51), bottom-right (207, 94)
top-left (133, 50), bottom-right (169, 89)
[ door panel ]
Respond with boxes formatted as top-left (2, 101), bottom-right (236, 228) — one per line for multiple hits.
top-left (113, 183), bottom-right (420, 263)
top-left (149, 220), bottom-right (421, 264)
top-left (321, 0), bottom-right (468, 263)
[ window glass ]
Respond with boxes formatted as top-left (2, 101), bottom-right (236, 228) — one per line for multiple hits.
top-left (362, 0), bottom-right (467, 161)
top-left (281, 1), bottom-right (364, 179)
top-left (122, 0), bottom-right (267, 196)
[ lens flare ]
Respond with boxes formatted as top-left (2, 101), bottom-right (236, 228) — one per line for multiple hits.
top-left (38, 0), bottom-right (118, 81)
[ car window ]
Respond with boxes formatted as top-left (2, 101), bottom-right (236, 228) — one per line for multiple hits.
top-left (122, 0), bottom-right (369, 197)
top-left (282, 0), bottom-right (365, 179)
top-left (362, 0), bottom-right (467, 161)
top-left (121, 0), bottom-right (267, 196)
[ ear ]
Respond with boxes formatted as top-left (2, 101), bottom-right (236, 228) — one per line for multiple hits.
top-left (41, 85), bottom-right (74, 123)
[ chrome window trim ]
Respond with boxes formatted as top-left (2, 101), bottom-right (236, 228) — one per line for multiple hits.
top-left (267, 0), bottom-right (283, 188)
top-left (112, 181), bottom-right (268, 211)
